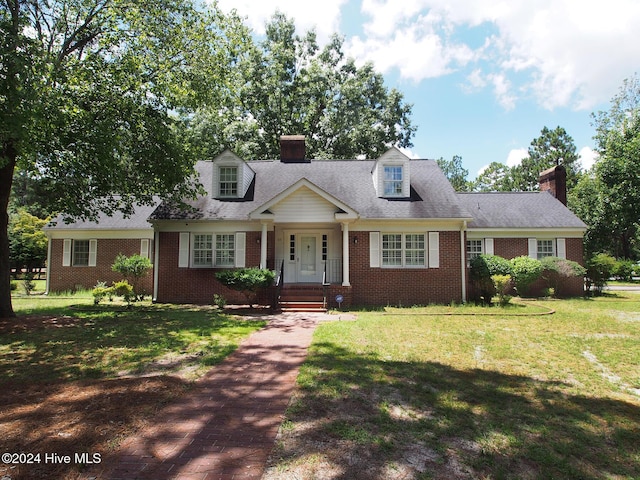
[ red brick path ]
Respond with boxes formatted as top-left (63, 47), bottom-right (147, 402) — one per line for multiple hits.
top-left (95, 313), bottom-right (323, 480)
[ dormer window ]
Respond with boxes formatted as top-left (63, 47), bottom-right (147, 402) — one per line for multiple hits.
top-left (219, 166), bottom-right (238, 197)
top-left (383, 165), bottom-right (404, 196)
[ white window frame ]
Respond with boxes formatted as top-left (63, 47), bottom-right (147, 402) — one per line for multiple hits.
top-left (467, 239), bottom-right (483, 265)
top-left (191, 233), bottom-right (236, 268)
top-left (218, 166), bottom-right (238, 198)
top-left (72, 239), bottom-right (90, 267)
top-left (537, 239), bottom-right (555, 259)
top-left (381, 233), bottom-right (426, 268)
top-left (383, 165), bottom-right (404, 197)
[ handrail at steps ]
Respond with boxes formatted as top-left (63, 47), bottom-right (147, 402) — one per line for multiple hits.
top-left (274, 259), bottom-right (284, 311)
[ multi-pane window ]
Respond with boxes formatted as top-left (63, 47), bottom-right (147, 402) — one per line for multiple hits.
top-left (537, 239), bottom-right (554, 259)
top-left (193, 234), bottom-right (213, 266)
top-left (405, 234), bottom-right (425, 266)
top-left (383, 166), bottom-right (404, 196)
top-left (219, 166), bottom-right (238, 197)
top-left (215, 234), bottom-right (235, 267)
top-left (467, 240), bottom-right (483, 264)
top-left (382, 233), bottom-right (425, 267)
top-left (322, 234), bottom-right (328, 261)
top-left (192, 234), bottom-right (235, 267)
top-left (72, 240), bottom-right (90, 266)
top-left (382, 234), bottom-right (403, 266)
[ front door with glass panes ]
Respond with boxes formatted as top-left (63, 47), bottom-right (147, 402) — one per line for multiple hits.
top-left (284, 232), bottom-right (327, 283)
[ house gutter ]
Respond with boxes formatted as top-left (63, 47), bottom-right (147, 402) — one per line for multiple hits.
top-left (460, 221), bottom-right (467, 303)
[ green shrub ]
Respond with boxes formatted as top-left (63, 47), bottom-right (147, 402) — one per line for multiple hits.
top-left (213, 293), bottom-right (227, 309)
top-left (22, 273), bottom-right (35, 295)
top-left (491, 274), bottom-right (513, 305)
top-left (111, 254), bottom-right (152, 300)
top-left (613, 259), bottom-right (635, 282)
top-left (92, 281), bottom-right (113, 305)
top-left (510, 256), bottom-right (543, 297)
top-left (540, 257), bottom-right (586, 298)
top-left (215, 268), bottom-right (275, 307)
top-left (112, 280), bottom-right (135, 305)
top-left (586, 253), bottom-right (616, 294)
top-left (10, 281), bottom-right (17, 291)
top-left (469, 255), bottom-right (513, 304)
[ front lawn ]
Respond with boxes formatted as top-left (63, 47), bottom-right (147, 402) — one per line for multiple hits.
top-left (265, 294), bottom-right (640, 480)
top-left (0, 295), bottom-right (265, 480)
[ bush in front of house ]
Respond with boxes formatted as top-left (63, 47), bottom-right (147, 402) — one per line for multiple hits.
top-left (540, 256), bottom-right (586, 298)
top-left (585, 253), bottom-right (617, 294)
top-left (510, 256), bottom-right (543, 297)
top-left (215, 268), bottom-right (275, 308)
top-left (469, 254), bottom-right (513, 304)
top-left (111, 253), bottom-right (152, 300)
top-left (491, 274), bottom-right (513, 305)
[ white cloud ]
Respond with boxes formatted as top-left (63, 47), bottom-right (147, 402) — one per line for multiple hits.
top-left (579, 146), bottom-right (598, 171)
top-left (506, 148), bottom-right (528, 167)
top-left (214, 0), bottom-right (640, 112)
top-left (215, 0), bottom-right (347, 43)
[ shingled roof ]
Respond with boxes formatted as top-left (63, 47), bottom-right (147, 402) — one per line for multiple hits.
top-left (457, 192), bottom-right (586, 229)
top-left (150, 159), bottom-right (474, 221)
top-left (45, 199), bottom-right (159, 231)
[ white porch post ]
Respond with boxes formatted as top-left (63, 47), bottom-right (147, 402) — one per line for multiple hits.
top-left (342, 222), bottom-right (351, 286)
top-left (260, 222), bottom-right (268, 269)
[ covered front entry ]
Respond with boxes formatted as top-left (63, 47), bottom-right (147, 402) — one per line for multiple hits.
top-left (283, 231), bottom-right (327, 284)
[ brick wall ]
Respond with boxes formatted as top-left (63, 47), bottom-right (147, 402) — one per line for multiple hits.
top-left (49, 238), bottom-right (153, 294)
top-left (348, 231), bottom-right (464, 306)
top-left (155, 231), bottom-right (274, 305)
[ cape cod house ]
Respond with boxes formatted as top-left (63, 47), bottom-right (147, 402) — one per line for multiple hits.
top-left (45, 136), bottom-right (586, 308)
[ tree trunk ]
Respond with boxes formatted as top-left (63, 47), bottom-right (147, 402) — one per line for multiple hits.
top-left (0, 145), bottom-right (17, 318)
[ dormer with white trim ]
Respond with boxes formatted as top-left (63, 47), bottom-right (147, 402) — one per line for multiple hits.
top-left (372, 147), bottom-right (411, 198)
top-left (211, 150), bottom-right (255, 199)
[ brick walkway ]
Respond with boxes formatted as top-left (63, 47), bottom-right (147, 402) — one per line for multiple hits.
top-left (93, 312), bottom-right (333, 480)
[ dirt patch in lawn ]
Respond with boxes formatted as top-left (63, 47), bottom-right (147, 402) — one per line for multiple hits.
top-left (0, 376), bottom-right (190, 480)
top-left (0, 315), bottom-right (193, 480)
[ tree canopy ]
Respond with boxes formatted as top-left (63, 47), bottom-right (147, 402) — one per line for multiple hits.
top-left (0, 0), bottom-right (246, 317)
top-left (185, 12), bottom-right (416, 161)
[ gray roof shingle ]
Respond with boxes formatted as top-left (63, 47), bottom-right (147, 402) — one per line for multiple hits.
top-left (457, 192), bottom-right (586, 229)
top-left (45, 200), bottom-right (159, 231)
top-left (151, 159), bottom-right (474, 221)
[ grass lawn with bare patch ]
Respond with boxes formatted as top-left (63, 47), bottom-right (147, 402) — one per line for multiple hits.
top-left (265, 294), bottom-right (640, 480)
top-left (0, 293), bottom-right (265, 480)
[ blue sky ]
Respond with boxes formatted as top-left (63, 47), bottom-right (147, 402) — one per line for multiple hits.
top-left (216, 0), bottom-right (640, 179)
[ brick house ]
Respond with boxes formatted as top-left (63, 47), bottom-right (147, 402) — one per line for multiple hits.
top-left (45, 136), bottom-right (586, 307)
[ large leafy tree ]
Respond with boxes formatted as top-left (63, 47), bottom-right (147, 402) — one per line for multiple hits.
top-left (512, 126), bottom-right (581, 191)
top-left (187, 12), bottom-right (416, 160)
top-left (0, 0), bottom-right (243, 317)
top-left (436, 155), bottom-right (470, 192)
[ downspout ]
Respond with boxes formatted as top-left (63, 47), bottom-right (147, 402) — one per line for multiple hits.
top-left (152, 230), bottom-right (160, 302)
top-left (460, 221), bottom-right (467, 303)
top-left (45, 234), bottom-right (52, 295)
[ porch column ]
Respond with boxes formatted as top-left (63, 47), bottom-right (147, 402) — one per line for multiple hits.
top-left (260, 222), bottom-right (268, 269)
top-left (342, 222), bottom-right (351, 286)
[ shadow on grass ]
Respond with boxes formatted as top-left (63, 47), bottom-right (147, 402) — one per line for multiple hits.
top-left (269, 342), bottom-right (640, 480)
top-left (0, 303), bottom-right (266, 383)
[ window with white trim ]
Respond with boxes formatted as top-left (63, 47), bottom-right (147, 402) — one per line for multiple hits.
top-left (382, 233), bottom-right (425, 267)
top-left (72, 240), bottom-right (90, 266)
top-left (192, 234), bottom-right (236, 267)
top-left (383, 166), bottom-right (404, 196)
top-left (193, 234), bottom-right (213, 267)
top-left (218, 166), bottom-right (238, 197)
top-left (215, 234), bottom-right (235, 267)
top-left (537, 239), bottom-right (554, 259)
top-left (467, 240), bottom-right (483, 265)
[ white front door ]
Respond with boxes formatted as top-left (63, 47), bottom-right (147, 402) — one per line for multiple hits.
top-left (299, 235), bottom-right (319, 281)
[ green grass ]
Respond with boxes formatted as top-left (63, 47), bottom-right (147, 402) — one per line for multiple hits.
top-left (270, 293), bottom-right (640, 480)
top-left (2, 294), bottom-right (266, 383)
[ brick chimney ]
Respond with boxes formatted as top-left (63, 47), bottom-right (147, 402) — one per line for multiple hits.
top-left (539, 165), bottom-right (567, 205)
top-left (280, 135), bottom-right (308, 163)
